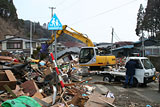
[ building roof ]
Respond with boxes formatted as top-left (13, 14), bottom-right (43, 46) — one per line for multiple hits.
top-left (112, 45), bottom-right (134, 51)
top-left (38, 38), bottom-right (50, 41)
top-left (56, 47), bottom-right (80, 59)
top-left (61, 42), bottom-right (86, 47)
top-left (0, 36), bottom-right (38, 42)
top-left (114, 41), bottom-right (133, 46)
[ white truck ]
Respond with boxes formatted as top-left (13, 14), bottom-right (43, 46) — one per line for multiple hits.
top-left (103, 57), bottom-right (156, 86)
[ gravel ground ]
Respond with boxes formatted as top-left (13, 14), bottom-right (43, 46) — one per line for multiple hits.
top-left (82, 74), bottom-right (160, 107)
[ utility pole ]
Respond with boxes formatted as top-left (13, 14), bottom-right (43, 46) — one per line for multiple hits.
top-left (142, 30), bottom-right (145, 57)
top-left (111, 28), bottom-right (114, 54)
top-left (30, 21), bottom-right (33, 57)
top-left (49, 7), bottom-right (56, 60)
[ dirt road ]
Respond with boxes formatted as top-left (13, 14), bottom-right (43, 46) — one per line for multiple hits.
top-left (86, 75), bottom-right (160, 107)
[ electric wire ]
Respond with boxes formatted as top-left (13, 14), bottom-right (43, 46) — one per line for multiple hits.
top-left (58, 0), bottom-right (80, 14)
top-left (55, 0), bottom-right (67, 8)
top-left (113, 31), bottom-right (121, 41)
top-left (70, 0), bottom-right (137, 25)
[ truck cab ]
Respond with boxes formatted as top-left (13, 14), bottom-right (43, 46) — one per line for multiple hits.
top-left (103, 57), bottom-right (156, 86)
top-left (126, 57), bottom-right (156, 85)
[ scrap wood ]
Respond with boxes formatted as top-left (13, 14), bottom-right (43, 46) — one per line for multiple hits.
top-left (34, 97), bottom-right (51, 107)
top-left (59, 89), bottom-right (66, 101)
top-left (85, 91), bottom-right (115, 107)
top-left (0, 56), bottom-right (13, 61)
top-left (67, 91), bottom-right (88, 107)
top-left (0, 70), bottom-right (17, 90)
top-left (32, 92), bottom-right (44, 99)
top-left (66, 88), bottom-right (76, 96)
top-left (64, 77), bottom-right (92, 87)
top-left (62, 97), bottom-right (69, 107)
top-left (79, 77), bottom-right (92, 84)
top-left (41, 95), bottom-right (53, 104)
top-left (71, 86), bottom-right (87, 94)
top-left (3, 84), bottom-right (17, 98)
top-left (0, 96), bottom-right (5, 102)
top-left (89, 81), bottom-right (123, 86)
top-left (20, 80), bottom-right (39, 97)
top-left (98, 97), bottom-right (116, 107)
top-left (12, 85), bottom-right (25, 97)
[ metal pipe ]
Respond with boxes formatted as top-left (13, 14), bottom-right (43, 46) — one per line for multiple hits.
top-left (52, 85), bottom-right (57, 105)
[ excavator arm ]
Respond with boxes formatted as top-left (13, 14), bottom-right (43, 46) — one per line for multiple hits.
top-left (45, 25), bottom-right (94, 47)
top-left (61, 25), bottom-right (94, 47)
top-left (40, 25), bottom-right (94, 54)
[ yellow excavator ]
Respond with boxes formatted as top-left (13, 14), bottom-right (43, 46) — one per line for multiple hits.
top-left (42, 25), bottom-right (116, 70)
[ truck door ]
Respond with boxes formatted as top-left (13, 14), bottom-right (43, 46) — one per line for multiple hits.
top-left (141, 59), bottom-right (156, 82)
top-left (132, 59), bottom-right (144, 83)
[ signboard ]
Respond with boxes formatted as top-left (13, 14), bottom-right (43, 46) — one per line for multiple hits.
top-left (48, 13), bottom-right (62, 30)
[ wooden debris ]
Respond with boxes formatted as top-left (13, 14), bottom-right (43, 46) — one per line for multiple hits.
top-left (3, 84), bottom-right (17, 98)
top-left (0, 70), bottom-right (17, 90)
top-left (20, 80), bottom-right (39, 97)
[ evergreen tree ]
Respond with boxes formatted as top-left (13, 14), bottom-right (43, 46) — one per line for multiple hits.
top-left (135, 4), bottom-right (145, 36)
top-left (136, 0), bottom-right (160, 38)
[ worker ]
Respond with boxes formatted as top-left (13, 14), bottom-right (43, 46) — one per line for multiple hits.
top-left (123, 59), bottom-right (137, 88)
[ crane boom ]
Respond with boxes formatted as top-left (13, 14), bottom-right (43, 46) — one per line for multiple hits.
top-left (46, 25), bottom-right (94, 47)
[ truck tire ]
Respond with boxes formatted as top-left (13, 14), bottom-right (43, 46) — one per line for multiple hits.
top-left (133, 78), bottom-right (138, 87)
top-left (103, 75), bottom-right (112, 82)
top-left (141, 83), bottom-right (147, 87)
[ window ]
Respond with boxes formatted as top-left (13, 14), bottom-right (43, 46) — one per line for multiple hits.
top-left (7, 42), bottom-right (22, 49)
top-left (25, 42), bottom-right (36, 49)
top-left (32, 42), bottom-right (36, 48)
top-left (141, 59), bottom-right (154, 69)
top-left (131, 59), bottom-right (143, 69)
top-left (79, 48), bottom-right (94, 63)
top-left (25, 42), bottom-right (30, 49)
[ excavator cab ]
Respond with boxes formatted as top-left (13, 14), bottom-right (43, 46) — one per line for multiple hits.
top-left (79, 47), bottom-right (97, 64)
top-left (79, 47), bottom-right (116, 70)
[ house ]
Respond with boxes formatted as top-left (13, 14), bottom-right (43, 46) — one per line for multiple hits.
top-left (134, 39), bottom-right (160, 56)
top-left (113, 41), bottom-right (133, 48)
top-left (112, 45), bottom-right (138, 57)
top-left (95, 42), bottom-right (112, 55)
top-left (0, 35), bottom-right (40, 55)
top-left (112, 41), bottom-right (136, 57)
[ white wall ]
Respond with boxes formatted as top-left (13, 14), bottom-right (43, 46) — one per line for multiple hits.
top-left (2, 41), bottom-right (7, 50)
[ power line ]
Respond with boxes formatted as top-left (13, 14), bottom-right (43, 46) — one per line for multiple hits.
top-left (58, 0), bottom-right (80, 14)
top-left (113, 31), bottom-right (121, 41)
top-left (71, 0), bottom-right (136, 25)
top-left (56, 0), bottom-right (67, 8)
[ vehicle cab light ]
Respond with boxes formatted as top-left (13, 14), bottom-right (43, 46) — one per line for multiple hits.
top-left (144, 72), bottom-right (149, 76)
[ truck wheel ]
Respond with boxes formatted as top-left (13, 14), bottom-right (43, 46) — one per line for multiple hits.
top-left (141, 83), bottom-right (147, 87)
top-left (133, 78), bottom-right (138, 87)
top-left (103, 75), bottom-right (112, 82)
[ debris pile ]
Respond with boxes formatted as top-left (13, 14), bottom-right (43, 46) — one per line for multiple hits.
top-left (0, 53), bottom-right (115, 107)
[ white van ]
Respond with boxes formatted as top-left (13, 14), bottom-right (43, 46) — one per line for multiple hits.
top-left (103, 57), bottom-right (156, 86)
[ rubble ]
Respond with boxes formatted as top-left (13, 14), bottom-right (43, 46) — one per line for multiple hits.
top-left (0, 53), bottom-right (116, 107)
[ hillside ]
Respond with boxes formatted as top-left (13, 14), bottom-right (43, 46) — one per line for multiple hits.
top-left (0, 17), bottom-right (22, 40)
top-left (0, 0), bottom-right (86, 46)
top-left (0, 0), bottom-right (23, 39)
top-left (0, 0), bottom-right (51, 40)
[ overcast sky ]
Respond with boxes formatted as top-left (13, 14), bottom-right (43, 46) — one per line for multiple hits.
top-left (13, 0), bottom-right (147, 43)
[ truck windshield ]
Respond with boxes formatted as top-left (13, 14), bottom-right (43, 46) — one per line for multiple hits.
top-left (79, 48), bottom-right (94, 63)
top-left (141, 59), bottom-right (154, 69)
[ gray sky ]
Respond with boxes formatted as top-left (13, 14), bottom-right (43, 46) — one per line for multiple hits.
top-left (13, 0), bottom-right (147, 43)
